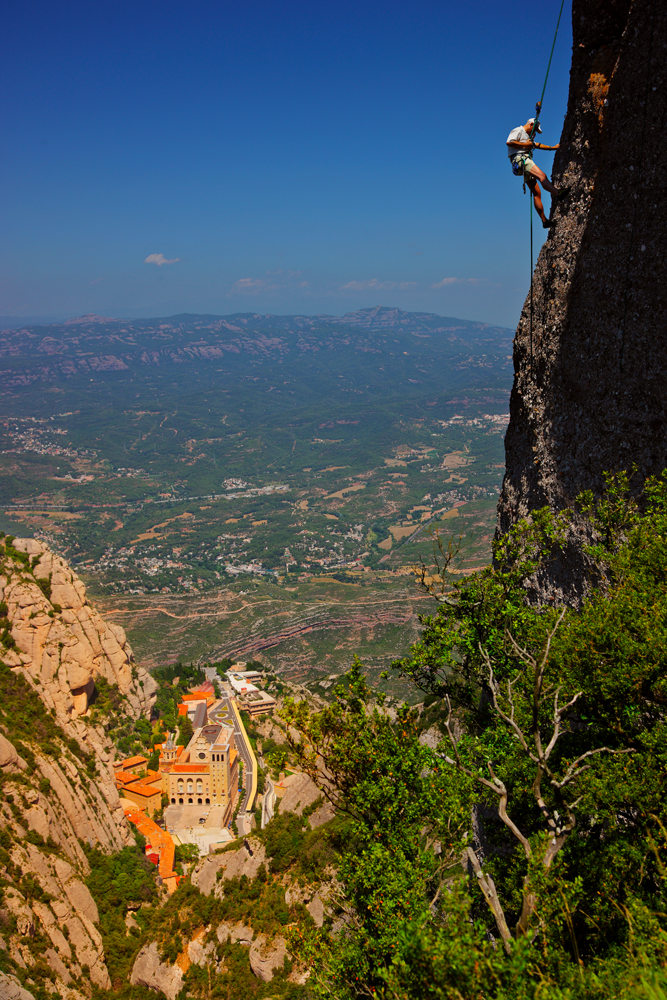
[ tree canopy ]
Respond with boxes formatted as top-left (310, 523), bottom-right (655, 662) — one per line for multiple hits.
top-left (281, 471), bottom-right (667, 999)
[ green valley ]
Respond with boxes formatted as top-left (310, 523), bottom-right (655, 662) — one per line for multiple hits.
top-left (0, 307), bottom-right (512, 680)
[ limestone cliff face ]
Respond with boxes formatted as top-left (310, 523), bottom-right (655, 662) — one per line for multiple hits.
top-left (0, 731), bottom-right (121, 993)
top-left (0, 537), bottom-right (158, 996)
top-left (2, 537), bottom-right (156, 718)
top-left (497, 0), bottom-right (667, 600)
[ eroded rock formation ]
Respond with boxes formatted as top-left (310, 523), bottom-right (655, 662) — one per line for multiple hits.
top-left (3, 537), bottom-right (156, 718)
top-left (498, 0), bottom-right (667, 600)
top-left (0, 729), bottom-right (125, 993)
top-left (0, 537), bottom-right (158, 995)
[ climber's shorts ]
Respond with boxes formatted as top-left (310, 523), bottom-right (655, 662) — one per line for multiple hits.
top-left (510, 154), bottom-right (536, 176)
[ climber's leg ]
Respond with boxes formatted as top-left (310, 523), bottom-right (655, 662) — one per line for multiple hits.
top-left (525, 174), bottom-right (549, 224)
top-left (526, 162), bottom-right (558, 197)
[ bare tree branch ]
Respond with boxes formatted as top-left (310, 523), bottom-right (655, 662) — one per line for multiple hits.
top-left (465, 846), bottom-right (513, 954)
top-left (413, 529), bottom-right (463, 603)
top-left (440, 609), bottom-right (633, 945)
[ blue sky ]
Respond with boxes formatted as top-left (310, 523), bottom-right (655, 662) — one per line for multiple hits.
top-left (1, 0), bottom-right (572, 328)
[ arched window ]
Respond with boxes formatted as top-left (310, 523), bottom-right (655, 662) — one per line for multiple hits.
top-left (196, 779), bottom-right (203, 794)
top-left (197, 798), bottom-right (202, 805)
top-left (187, 780), bottom-right (193, 794)
top-left (205, 798), bottom-right (210, 804)
top-left (178, 798), bottom-right (183, 804)
top-left (171, 797), bottom-right (176, 804)
top-left (177, 780), bottom-right (184, 793)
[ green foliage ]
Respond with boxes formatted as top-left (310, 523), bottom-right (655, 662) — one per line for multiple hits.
top-left (177, 715), bottom-right (194, 746)
top-left (35, 574), bottom-right (52, 601)
top-left (174, 843), bottom-right (200, 865)
top-left (262, 737), bottom-right (289, 773)
top-left (86, 845), bottom-right (157, 914)
top-left (281, 475), bottom-right (667, 997)
top-left (84, 845), bottom-right (158, 987)
top-left (261, 812), bottom-right (306, 874)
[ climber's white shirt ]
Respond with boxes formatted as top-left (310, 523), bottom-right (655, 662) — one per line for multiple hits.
top-left (507, 126), bottom-right (531, 157)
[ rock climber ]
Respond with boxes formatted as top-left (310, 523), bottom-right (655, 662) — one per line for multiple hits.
top-left (506, 118), bottom-right (565, 228)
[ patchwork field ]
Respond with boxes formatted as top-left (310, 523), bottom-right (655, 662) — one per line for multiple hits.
top-left (0, 306), bottom-right (512, 687)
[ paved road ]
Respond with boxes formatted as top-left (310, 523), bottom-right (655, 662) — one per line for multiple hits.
top-left (210, 695), bottom-right (255, 815)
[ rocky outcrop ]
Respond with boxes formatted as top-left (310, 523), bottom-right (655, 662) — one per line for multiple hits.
top-left (0, 973), bottom-right (37, 1000)
top-left (0, 733), bottom-right (22, 770)
top-left (497, 0), bottom-right (667, 601)
top-left (3, 538), bottom-right (156, 718)
top-left (1, 821), bottom-right (112, 989)
top-left (216, 921), bottom-right (254, 945)
top-left (248, 934), bottom-right (288, 982)
top-left (191, 838), bottom-right (267, 896)
top-left (276, 771), bottom-right (335, 827)
top-left (130, 942), bottom-right (185, 1000)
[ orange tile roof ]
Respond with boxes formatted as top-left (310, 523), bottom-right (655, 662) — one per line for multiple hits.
top-left (172, 763), bottom-right (209, 773)
top-left (181, 693), bottom-right (207, 702)
top-left (122, 805), bottom-right (178, 886)
top-left (178, 704), bottom-right (188, 716)
top-left (126, 782), bottom-right (162, 799)
top-left (116, 771), bottom-right (141, 786)
top-left (114, 755), bottom-right (148, 770)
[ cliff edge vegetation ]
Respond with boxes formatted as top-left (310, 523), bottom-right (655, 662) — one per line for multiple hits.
top-left (282, 471), bottom-right (667, 998)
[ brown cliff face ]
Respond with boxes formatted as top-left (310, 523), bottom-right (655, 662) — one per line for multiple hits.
top-left (0, 537), bottom-right (158, 994)
top-left (497, 0), bottom-right (667, 601)
top-left (2, 538), bottom-right (156, 719)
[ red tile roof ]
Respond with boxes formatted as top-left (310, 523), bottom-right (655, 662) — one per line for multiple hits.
top-left (192, 680), bottom-right (215, 694)
top-left (172, 763), bottom-right (209, 773)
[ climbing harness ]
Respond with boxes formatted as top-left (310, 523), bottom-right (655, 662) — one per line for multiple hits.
top-left (619, 2), bottom-right (655, 374)
top-left (524, 0), bottom-right (566, 378)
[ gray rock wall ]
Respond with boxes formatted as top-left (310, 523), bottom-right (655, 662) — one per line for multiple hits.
top-left (497, 0), bottom-right (667, 601)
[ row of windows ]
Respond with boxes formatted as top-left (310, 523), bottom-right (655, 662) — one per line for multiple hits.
top-left (176, 779), bottom-right (206, 794)
top-left (172, 797), bottom-right (211, 805)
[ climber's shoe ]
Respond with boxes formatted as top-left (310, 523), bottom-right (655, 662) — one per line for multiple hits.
top-left (554, 186), bottom-right (570, 199)
top-left (543, 218), bottom-right (554, 229)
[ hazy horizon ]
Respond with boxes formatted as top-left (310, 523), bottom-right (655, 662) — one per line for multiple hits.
top-left (0, 303), bottom-right (516, 332)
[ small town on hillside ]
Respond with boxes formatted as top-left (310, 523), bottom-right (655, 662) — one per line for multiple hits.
top-left (113, 663), bottom-right (278, 893)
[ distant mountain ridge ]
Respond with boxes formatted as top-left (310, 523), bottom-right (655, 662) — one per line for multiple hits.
top-left (1, 305), bottom-right (503, 335)
top-left (0, 307), bottom-right (512, 393)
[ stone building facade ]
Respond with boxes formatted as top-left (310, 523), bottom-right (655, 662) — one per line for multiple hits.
top-left (166, 723), bottom-right (239, 823)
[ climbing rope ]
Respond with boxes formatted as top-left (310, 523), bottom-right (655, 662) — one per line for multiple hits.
top-left (530, 0), bottom-right (566, 138)
top-left (619, 2), bottom-right (655, 374)
top-left (525, 0), bottom-right (566, 378)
